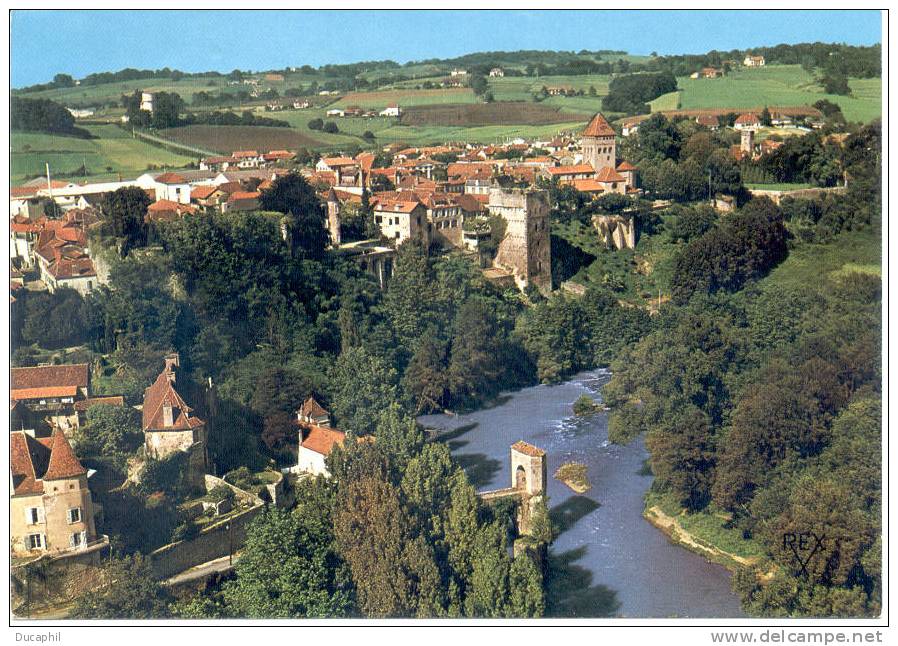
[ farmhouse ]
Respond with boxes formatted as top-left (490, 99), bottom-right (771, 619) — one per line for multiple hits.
top-left (297, 396), bottom-right (331, 427)
top-left (696, 114), bottom-right (720, 129)
top-left (734, 113), bottom-right (761, 130)
top-left (489, 67), bottom-right (505, 77)
top-left (743, 55), bottom-right (766, 67)
top-left (379, 103), bottom-right (401, 117)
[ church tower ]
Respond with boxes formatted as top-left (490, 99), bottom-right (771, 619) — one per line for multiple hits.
top-left (581, 112), bottom-right (617, 174)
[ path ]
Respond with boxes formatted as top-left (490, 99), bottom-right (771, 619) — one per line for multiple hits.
top-left (162, 553), bottom-right (238, 587)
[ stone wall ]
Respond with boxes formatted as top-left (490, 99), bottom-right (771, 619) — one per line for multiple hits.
top-left (748, 185), bottom-right (846, 205)
top-left (148, 475), bottom-right (263, 580)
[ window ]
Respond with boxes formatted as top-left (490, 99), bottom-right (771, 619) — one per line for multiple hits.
top-left (68, 507), bottom-right (82, 524)
top-left (27, 534), bottom-right (44, 550)
top-left (70, 531), bottom-right (86, 548)
top-left (25, 507), bottom-right (44, 524)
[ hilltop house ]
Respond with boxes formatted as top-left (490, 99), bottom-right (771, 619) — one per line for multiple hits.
top-left (489, 67), bottom-right (505, 77)
top-left (10, 429), bottom-right (103, 557)
top-left (297, 396), bottom-right (331, 427)
top-left (743, 55), bottom-right (766, 67)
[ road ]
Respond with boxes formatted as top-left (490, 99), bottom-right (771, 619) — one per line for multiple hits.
top-left (162, 553), bottom-right (239, 587)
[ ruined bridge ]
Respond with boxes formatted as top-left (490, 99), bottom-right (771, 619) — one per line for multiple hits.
top-left (477, 440), bottom-right (547, 537)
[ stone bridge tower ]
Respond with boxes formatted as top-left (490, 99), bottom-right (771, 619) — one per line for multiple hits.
top-left (510, 440), bottom-right (547, 536)
top-left (326, 188), bottom-right (341, 247)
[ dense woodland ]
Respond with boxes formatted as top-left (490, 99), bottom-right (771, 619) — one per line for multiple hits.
top-left (603, 121), bottom-right (882, 617)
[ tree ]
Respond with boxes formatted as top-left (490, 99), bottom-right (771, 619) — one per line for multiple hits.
top-left (101, 186), bottom-right (151, 254)
top-left (74, 404), bottom-right (142, 472)
top-left (18, 288), bottom-right (95, 349)
top-left (402, 333), bottom-right (450, 414)
top-left (259, 174), bottom-right (328, 259)
top-left (507, 555), bottom-right (545, 617)
top-left (361, 130), bottom-right (376, 141)
top-left (307, 118), bottom-right (323, 130)
top-left (447, 298), bottom-right (504, 406)
top-left (70, 554), bottom-right (170, 618)
top-left (150, 91), bottom-right (185, 129)
top-left (332, 476), bottom-right (419, 617)
top-left (330, 346), bottom-right (399, 434)
top-left (322, 121), bottom-right (339, 134)
top-left (223, 507), bottom-right (351, 617)
top-left (759, 106), bottom-right (772, 127)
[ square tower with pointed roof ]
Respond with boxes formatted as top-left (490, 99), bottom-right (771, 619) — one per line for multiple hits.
top-left (581, 113), bottom-right (617, 174)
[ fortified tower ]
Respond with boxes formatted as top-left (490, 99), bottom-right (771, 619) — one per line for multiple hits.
top-left (740, 128), bottom-right (755, 156)
top-left (487, 187), bottom-right (551, 294)
top-left (581, 112), bottom-right (617, 173)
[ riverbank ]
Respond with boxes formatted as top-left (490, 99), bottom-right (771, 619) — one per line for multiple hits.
top-left (643, 490), bottom-right (767, 575)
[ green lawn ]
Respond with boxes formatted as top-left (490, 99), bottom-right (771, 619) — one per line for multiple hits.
top-left (675, 65), bottom-right (881, 124)
top-left (646, 490), bottom-right (766, 561)
top-left (16, 76), bottom-right (233, 107)
top-left (10, 124), bottom-right (197, 183)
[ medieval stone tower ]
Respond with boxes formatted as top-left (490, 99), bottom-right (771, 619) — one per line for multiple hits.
top-left (488, 187), bottom-right (551, 294)
top-left (511, 441), bottom-right (547, 536)
top-left (326, 188), bottom-right (341, 247)
top-left (582, 112), bottom-right (617, 173)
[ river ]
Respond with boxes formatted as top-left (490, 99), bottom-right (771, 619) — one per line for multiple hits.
top-left (419, 369), bottom-right (745, 618)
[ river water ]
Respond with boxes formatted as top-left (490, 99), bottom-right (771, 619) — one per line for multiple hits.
top-left (419, 369), bottom-right (745, 618)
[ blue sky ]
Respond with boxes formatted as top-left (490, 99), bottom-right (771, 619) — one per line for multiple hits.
top-left (10, 9), bottom-right (882, 87)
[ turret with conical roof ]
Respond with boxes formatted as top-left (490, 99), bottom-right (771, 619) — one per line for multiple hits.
top-left (581, 112), bottom-right (617, 174)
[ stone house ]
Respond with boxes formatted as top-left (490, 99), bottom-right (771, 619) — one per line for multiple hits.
top-left (297, 396), bottom-right (331, 427)
top-left (10, 429), bottom-right (100, 556)
top-left (142, 354), bottom-right (208, 490)
top-left (11, 364), bottom-right (91, 433)
top-left (374, 198), bottom-right (427, 244)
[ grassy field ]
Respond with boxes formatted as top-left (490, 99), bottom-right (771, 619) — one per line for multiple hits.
top-left (649, 90), bottom-right (682, 112)
top-left (675, 65), bottom-right (881, 124)
top-left (762, 225), bottom-right (881, 292)
top-left (401, 102), bottom-right (584, 127)
top-left (10, 124), bottom-right (197, 183)
top-left (16, 76), bottom-right (232, 107)
top-left (487, 74), bottom-right (611, 102)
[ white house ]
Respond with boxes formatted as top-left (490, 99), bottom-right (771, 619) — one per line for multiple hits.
top-left (450, 68), bottom-right (468, 77)
top-left (140, 92), bottom-right (154, 112)
top-left (379, 103), bottom-right (401, 117)
top-left (286, 425), bottom-right (347, 478)
top-left (489, 67), bottom-right (505, 77)
top-left (152, 172), bottom-right (192, 204)
top-left (743, 55), bottom-right (766, 67)
top-left (326, 108), bottom-right (345, 117)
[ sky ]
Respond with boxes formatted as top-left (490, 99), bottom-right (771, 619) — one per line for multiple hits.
top-left (10, 9), bottom-right (883, 87)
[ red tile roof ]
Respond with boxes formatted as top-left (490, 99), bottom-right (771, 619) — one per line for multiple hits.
top-left (11, 430), bottom-right (86, 495)
top-left (735, 113), bottom-right (760, 125)
top-left (616, 161), bottom-right (637, 171)
top-left (321, 157), bottom-right (357, 167)
top-left (571, 179), bottom-right (606, 193)
top-left (595, 167), bottom-right (626, 183)
top-left (142, 366), bottom-right (204, 432)
top-left (154, 172), bottom-right (188, 184)
top-left (511, 440), bottom-right (545, 457)
top-left (300, 424), bottom-right (346, 456)
top-left (12, 364), bottom-right (88, 392)
top-left (299, 396), bottom-right (329, 419)
top-left (191, 185), bottom-right (221, 200)
top-left (227, 191), bottom-right (261, 202)
top-left (583, 113), bottom-right (615, 137)
top-left (43, 429), bottom-right (88, 480)
top-left (11, 386), bottom-right (80, 400)
top-left (375, 198), bottom-right (421, 214)
top-left (547, 164), bottom-right (596, 176)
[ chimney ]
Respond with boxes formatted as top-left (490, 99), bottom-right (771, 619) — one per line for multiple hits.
top-left (162, 399), bottom-right (174, 427)
top-left (164, 352), bottom-right (179, 381)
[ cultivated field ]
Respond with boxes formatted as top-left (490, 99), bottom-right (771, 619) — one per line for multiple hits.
top-left (10, 124), bottom-right (196, 183)
top-left (487, 74), bottom-right (611, 102)
top-left (334, 88), bottom-right (476, 109)
top-left (400, 102), bottom-right (584, 127)
top-left (157, 125), bottom-right (328, 154)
